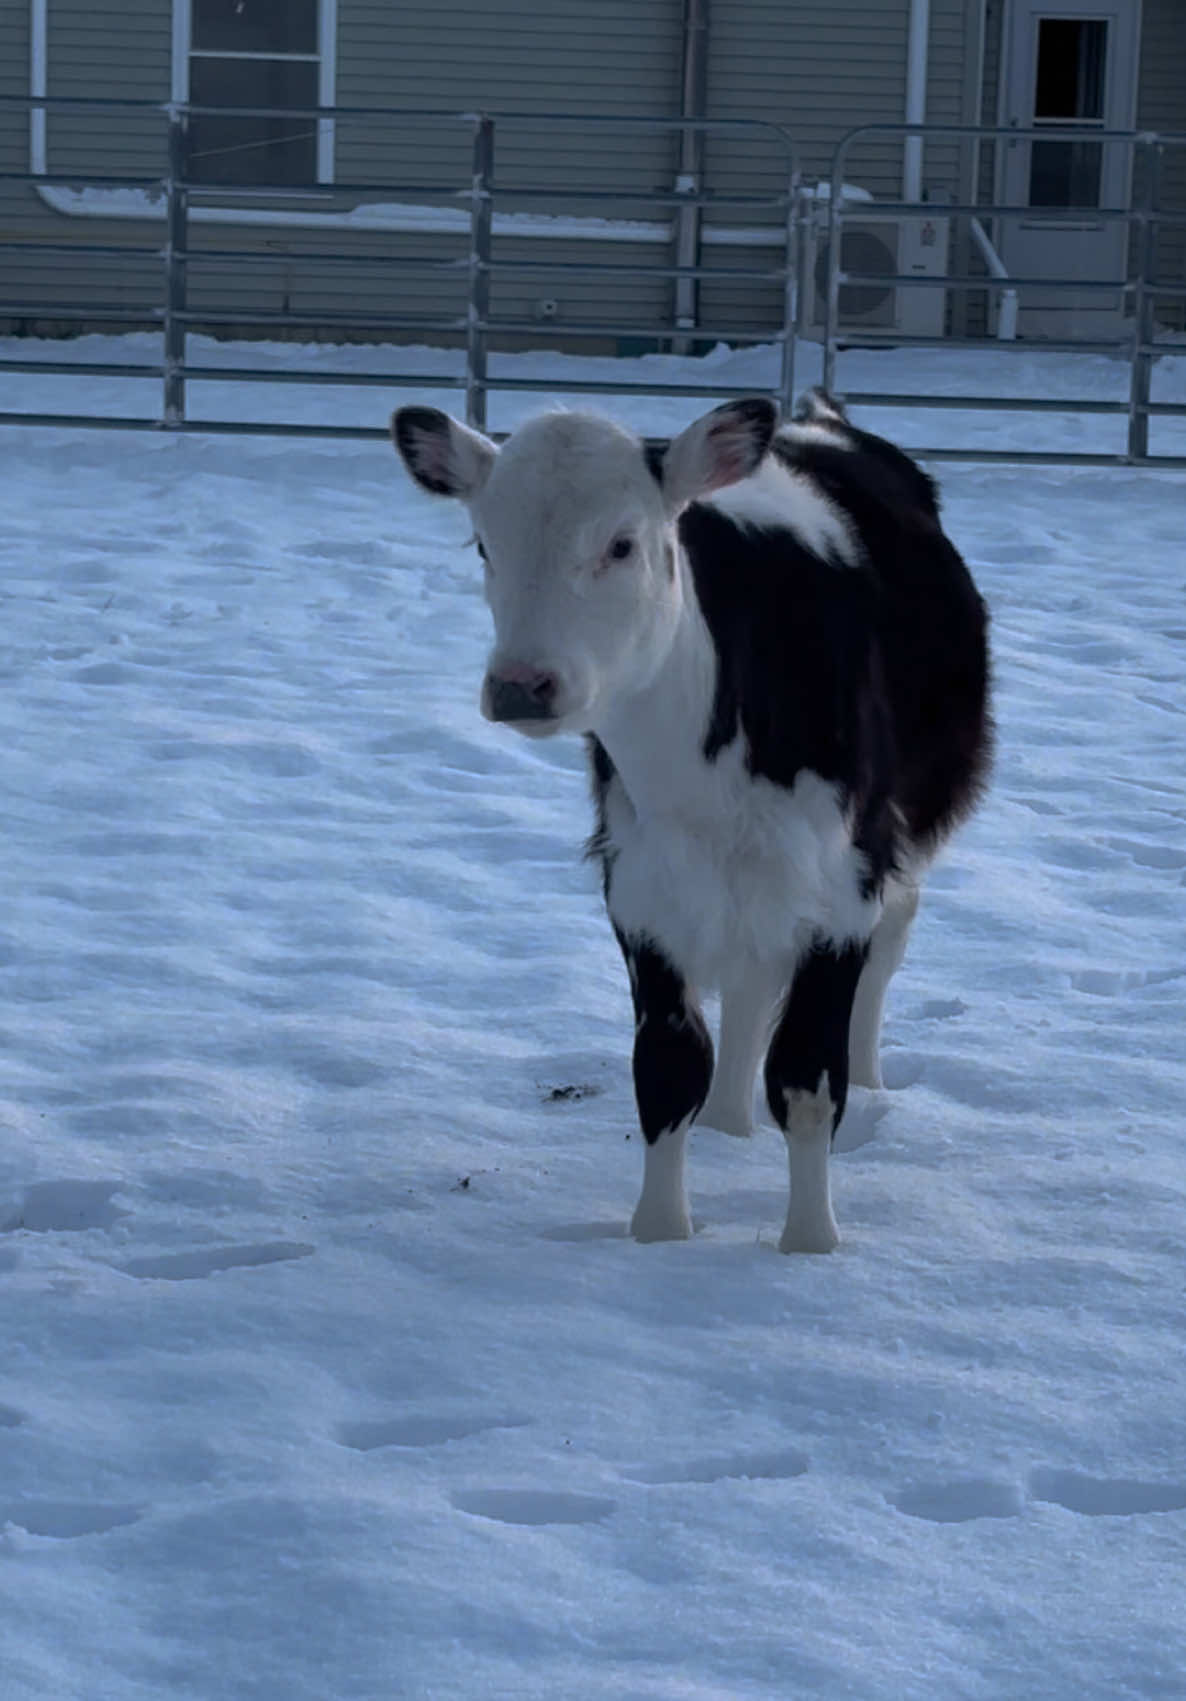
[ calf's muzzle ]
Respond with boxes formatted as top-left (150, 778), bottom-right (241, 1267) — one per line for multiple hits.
top-left (483, 666), bottom-right (560, 724)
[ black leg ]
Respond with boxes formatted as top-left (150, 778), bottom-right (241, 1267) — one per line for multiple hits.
top-left (764, 938), bottom-right (866, 1253)
top-left (617, 930), bottom-right (713, 1242)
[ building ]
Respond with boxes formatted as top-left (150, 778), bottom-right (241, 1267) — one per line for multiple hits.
top-left (1, 0), bottom-right (1183, 353)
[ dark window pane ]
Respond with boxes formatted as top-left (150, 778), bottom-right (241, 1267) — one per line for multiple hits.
top-left (1029, 138), bottom-right (1103, 207)
top-left (188, 57), bottom-right (318, 186)
top-left (193, 0), bottom-right (317, 56)
top-left (1034, 18), bottom-right (1107, 121)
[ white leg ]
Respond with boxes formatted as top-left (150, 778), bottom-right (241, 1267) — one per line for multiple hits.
top-left (697, 960), bottom-right (785, 1138)
top-left (779, 1082), bottom-right (839, 1255)
top-left (848, 881), bottom-right (920, 1089)
top-left (631, 1119), bottom-right (692, 1243)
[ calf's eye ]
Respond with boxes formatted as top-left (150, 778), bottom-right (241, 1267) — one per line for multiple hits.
top-left (607, 535), bottom-right (635, 563)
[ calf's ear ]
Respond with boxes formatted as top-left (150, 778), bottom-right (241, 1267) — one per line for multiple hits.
top-left (391, 406), bottom-right (497, 500)
top-left (660, 396), bottom-right (777, 513)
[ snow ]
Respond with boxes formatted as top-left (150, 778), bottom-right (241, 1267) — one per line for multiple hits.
top-left (35, 180), bottom-right (872, 243)
top-left (0, 334), bottom-right (1185, 1700)
top-left (35, 182), bottom-right (673, 244)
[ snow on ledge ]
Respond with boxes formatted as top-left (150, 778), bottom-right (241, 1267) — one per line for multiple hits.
top-left (35, 181), bottom-right (875, 246)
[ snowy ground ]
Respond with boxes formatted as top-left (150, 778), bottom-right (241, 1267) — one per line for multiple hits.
top-left (0, 338), bottom-right (1185, 1700)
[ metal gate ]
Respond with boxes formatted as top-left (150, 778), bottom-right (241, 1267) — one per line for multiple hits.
top-left (2, 97), bottom-right (1186, 467)
top-left (0, 95), bottom-right (802, 439)
top-left (817, 123), bottom-right (1186, 468)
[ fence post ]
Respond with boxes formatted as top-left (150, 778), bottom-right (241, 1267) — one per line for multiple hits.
top-left (821, 169), bottom-right (842, 397)
top-left (162, 104), bottom-right (188, 429)
top-left (1126, 136), bottom-right (1160, 465)
top-left (466, 115), bottom-right (494, 433)
top-left (777, 177), bottom-right (804, 418)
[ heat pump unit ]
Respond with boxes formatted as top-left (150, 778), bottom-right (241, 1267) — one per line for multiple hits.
top-left (801, 213), bottom-right (950, 339)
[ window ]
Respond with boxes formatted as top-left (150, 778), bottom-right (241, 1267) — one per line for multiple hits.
top-left (1029, 17), bottom-right (1109, 208)
top-left (183, 0), bottom-right (333, 188)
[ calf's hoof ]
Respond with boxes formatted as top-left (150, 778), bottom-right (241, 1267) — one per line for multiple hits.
top-left (631, 1199), bottom-right (693, 1243)
top-left (778, 1209), bottom-right (840, 1255)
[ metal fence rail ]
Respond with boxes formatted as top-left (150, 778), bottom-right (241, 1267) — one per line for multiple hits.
top-left (819, 122), bottom-right (1186, 467)
top-left (1, 97), bottom-right (1185, 466)
top-left (0, 95), bottom-right (802, 438)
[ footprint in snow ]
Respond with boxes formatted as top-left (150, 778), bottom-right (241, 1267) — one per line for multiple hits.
top-left (890, 1478), bottom-right (1025, 1524)
top-left (119, 1242), bottom-right (314, 1281)
top-left (0, 1180), bottom-right (128, 1235)
top-left (1070, 966), bottom-right (1186, 996)
top-left (912, 997), bottom-right (968, 1020)
top-left (890, 1470), bottom-right (1186, 1523)
top-left (0, 1502), bottom-right (141, 1539)
top-left (1029, 1468), bottom-right (1186, 1517)
top-left (451, 1489), bottom-right (616, 1526)
top-left (336, 1413), bottom-right (529, 1451)
top-left (540, 1221), bottom-right (629, 1243)
top-left (626, 1447), bottom-right (809, 1487)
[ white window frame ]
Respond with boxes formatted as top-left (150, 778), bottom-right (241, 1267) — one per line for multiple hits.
top-left (171, 0), bottom-right (337, 186)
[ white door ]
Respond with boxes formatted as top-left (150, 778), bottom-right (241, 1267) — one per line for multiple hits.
top-left (998, 0), bottom-right (1142, 338)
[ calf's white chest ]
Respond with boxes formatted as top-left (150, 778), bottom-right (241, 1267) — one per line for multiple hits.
top-left (600, 737), bottom-right (876, 989)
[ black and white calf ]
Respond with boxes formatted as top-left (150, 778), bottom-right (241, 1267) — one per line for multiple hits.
top-left (393, 391), bottom-right (991, 1253)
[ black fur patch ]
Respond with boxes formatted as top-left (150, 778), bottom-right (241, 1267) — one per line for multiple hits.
top-left (774, 431), bottom-right (992, 843)
top-left (679, 498), bottom-right (885, 782)
top-left (643, 441), bottom-right (668, 486)
top-left (617, 931), bottom-right (713, 1144)
top-left (584, 734), bottom-right (618, 899)
top-left (678, 426), bottom-right (991, 881)
top-left (764, 939), bottom-right (867, 1133)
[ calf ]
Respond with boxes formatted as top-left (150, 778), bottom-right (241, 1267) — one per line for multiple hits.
top-left (393, 391), bottom-right (991, 1253)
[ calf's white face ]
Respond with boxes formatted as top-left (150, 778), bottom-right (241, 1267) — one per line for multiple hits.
top-left (392, 400), bottom-right (776, 737)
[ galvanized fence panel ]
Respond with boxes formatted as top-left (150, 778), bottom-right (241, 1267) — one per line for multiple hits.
top-left (1, 98), bottom-right (1185, 467)
top-left (819, 123), bottom-right (1186, 469)
top-left (0, 94), bottom-right (802, 439)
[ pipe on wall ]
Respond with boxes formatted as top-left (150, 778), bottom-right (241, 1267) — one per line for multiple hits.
top-left (903, 0), bottom-right (931, 201)
top-left (29, 0), bottom-right (47, 173)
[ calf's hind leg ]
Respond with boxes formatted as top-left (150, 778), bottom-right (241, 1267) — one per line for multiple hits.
top-left (765, 939), bottom-right (867, 1253)
top-left (697, 957), bottom-right (785, 1138)
top-left (848, 879), bottom-right (919, 1089)
top-left (619, 933), bottom-right (713, 1243)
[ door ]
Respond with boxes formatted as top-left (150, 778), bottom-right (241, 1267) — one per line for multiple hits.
top-left (998, 0), bottom-right (1142, 337)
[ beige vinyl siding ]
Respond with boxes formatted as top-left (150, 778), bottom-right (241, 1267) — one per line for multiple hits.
top-left (0, 0), bottom-right (37, 310)
top-left (925, 0), bottom-right (970, 198)
top-left (0, 2), bottom-right (159, 328)
top-left (177, 227), bottom-right (672, 345)
top-left (336, 0), bottom-right (684, 200)
top-left (46, 0), bottom-right (171, 181)
top-left (700, 0), bottom-right (972, 333)
top-left (0, 0), bottom-right (28, 159)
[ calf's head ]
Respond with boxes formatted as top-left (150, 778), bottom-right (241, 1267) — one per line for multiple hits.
top-left (392, 398), bottom-right (776, 737)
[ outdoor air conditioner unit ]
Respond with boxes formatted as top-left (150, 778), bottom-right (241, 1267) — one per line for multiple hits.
top-left (801, 212), bottom-right (950, 339)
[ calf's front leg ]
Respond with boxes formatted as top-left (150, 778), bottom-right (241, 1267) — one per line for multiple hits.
top-left (765, 938), bottom-right (867, 1253)
top-left (618, 932), bottom-right (713, 1243)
